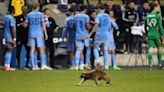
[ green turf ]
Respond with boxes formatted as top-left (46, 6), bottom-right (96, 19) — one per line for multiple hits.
top-left (0, 69), bottom-right (164, 92)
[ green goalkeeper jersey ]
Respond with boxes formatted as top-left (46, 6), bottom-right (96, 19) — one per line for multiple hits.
top-left (145, 12), bottom-right (164, 39)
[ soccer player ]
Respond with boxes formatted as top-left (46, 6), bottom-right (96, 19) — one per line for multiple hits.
top-left (3, 6), bottom-right (16, 71)
top-left (88, 5), bottom-right (112, 70)
top-left (74, 6), bottom-right (91, 70)
top-left (62, 9), bottom-right (76, 70)
top-left (145, 4), bottom-right (164, 70)
top-left (107, 10), bottom-right (121, 70)
top-left (25, 3), bottom-right (52, 70)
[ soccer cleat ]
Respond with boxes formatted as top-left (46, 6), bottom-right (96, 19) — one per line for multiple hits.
top-left (79, 66), bottom-right (84, 71)
top-left (104, 65), bottom-right (109, 70)
top-left (31, 66), bottom-right (40, 70)
top-left (75, 66), bottom-right (79, 71)
top-left (69, 66), bottom-right (76, 70)
top-left (113, 66), bottom-right (122, 70)
top-left (4, 66), bottom-right (15, 71)
top-left (41, 65), bottom-right (52, 70)
top-left (149, 65), bottom-right (153, 71)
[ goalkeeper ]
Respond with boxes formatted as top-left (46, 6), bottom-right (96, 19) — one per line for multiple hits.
top-left (145, 4), bottom-right (164, 70)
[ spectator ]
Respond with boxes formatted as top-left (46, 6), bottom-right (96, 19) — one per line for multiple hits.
top-left (121, 1), bottom-right (139, 54)
top-left (44, 8), bottom-right (58, 68)
top-left (15, 6), bottom-right (30, 69)
top-left (137, 1), bottom-right (151, 24)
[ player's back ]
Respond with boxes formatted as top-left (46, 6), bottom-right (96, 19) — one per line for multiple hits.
top-left (74, 13), bottom-right (89, 40)
top-left (27, 11), bottom-right (44, 38)
top-left (95, 13), bottom-right (111, 40)
top-left (146, 12), bottom-right (161, 39)
top-left (66, 16), bottom-right (75, 41)
top-left (3, 14), bottom-right (16, 41)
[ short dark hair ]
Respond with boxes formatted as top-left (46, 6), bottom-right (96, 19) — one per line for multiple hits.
top-left (80, 5), bottom-right (87, 11)
top-left (98, 4), bottom-right (105, 10)
top-left (43, 8), bottom-right (49, 12)
top-left (8, 6), bottom-right (15, 13)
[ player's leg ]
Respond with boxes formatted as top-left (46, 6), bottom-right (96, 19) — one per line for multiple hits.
top-left (147, 39), bottom-right (155, 70)
top-left (75, 40), bottom-right (84, 70)
top-left (155, 39), bottom-right (162, 68)
top-left (79, 52), bottom-right (84, 70)
top-left (84, 39), bottom-right (91, 69)
top-left (109, 41), bottom-right (121, 70)
top-left (28, 38), bottom-right (36, 70)
top-left (37, 38), bottom-right (52, 70)
top-left (103, 40), bottom-right (109, 70)
top-left (4, 43), bottom-right (15, 71)
top-left (68, 41), bottom-right (76, 69)
top-left (93, 40), bottom-right (101, 68)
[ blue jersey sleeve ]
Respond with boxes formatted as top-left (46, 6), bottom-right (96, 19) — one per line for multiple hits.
top-left (111, 20), bottom-right (119, 30)
top-left (10, 17), bottom-right (15, 27)
top-left (62, 19), bottom-right (68, 39)
top-left (95, 15), bottom-right (99, 24)
top-left (40, 13), bottom-right (45, 22)
top-left (86, 15), bottom-right (90, 23)
top-left (25, 14), bottom-right (29, 23)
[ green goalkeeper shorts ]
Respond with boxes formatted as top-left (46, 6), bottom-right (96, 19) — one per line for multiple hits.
top-left (148, 38), bottom-right (161, 48)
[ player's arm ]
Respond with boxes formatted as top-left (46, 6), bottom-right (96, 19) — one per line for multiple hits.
top-left (87, 15), bottom-right (99, 38)
top-left (41, 14), bottom-right (48, 40)
top-left (86, 15), bottom-right (91, 31)
top-left (42, 21), bottom-right (48, 40)
top-left (157, 16), bottom-right (164, 43)
top-left (87, 23), bottom-right (98, 38)
top-left (23, 15), bottom-right (29, 28)
top-left (111, 20), bottom-right (119, 30)
top-left (62, 20), bottom-right (68, 42)
top-left (10, 19), bottom-right (16, 46)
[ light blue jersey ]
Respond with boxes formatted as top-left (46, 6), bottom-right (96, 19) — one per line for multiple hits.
top-left (26, 11), bottom-right (44, 38)
top-left (108, 20), bottom-right (119, 40)
top-left (74, 13), bottom-right (90, 40)
top-left (3, 14), bottom-right (16, 42)
top-left (62, 16), bottom-right (75, 41)
top-left (95, 13), bottom-right (112, 40)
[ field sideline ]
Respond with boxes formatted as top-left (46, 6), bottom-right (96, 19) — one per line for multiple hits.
top-left (0, 69), bottom-right (164, 92)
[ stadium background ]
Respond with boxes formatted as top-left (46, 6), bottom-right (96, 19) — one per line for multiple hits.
top-left (0, 0), bottom-right (164, 67)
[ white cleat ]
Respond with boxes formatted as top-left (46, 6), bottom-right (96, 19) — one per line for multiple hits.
top-left (31, 67), bottom-right (40, 71)
top-left (41, 65), bottom-right (52, 70)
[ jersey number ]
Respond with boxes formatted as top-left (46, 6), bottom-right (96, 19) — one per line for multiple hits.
top-left (147, 18), bottom-right (157, 27)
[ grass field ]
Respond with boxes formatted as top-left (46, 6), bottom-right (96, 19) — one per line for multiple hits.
top-left (0, 69), bottom-right (164, 92)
